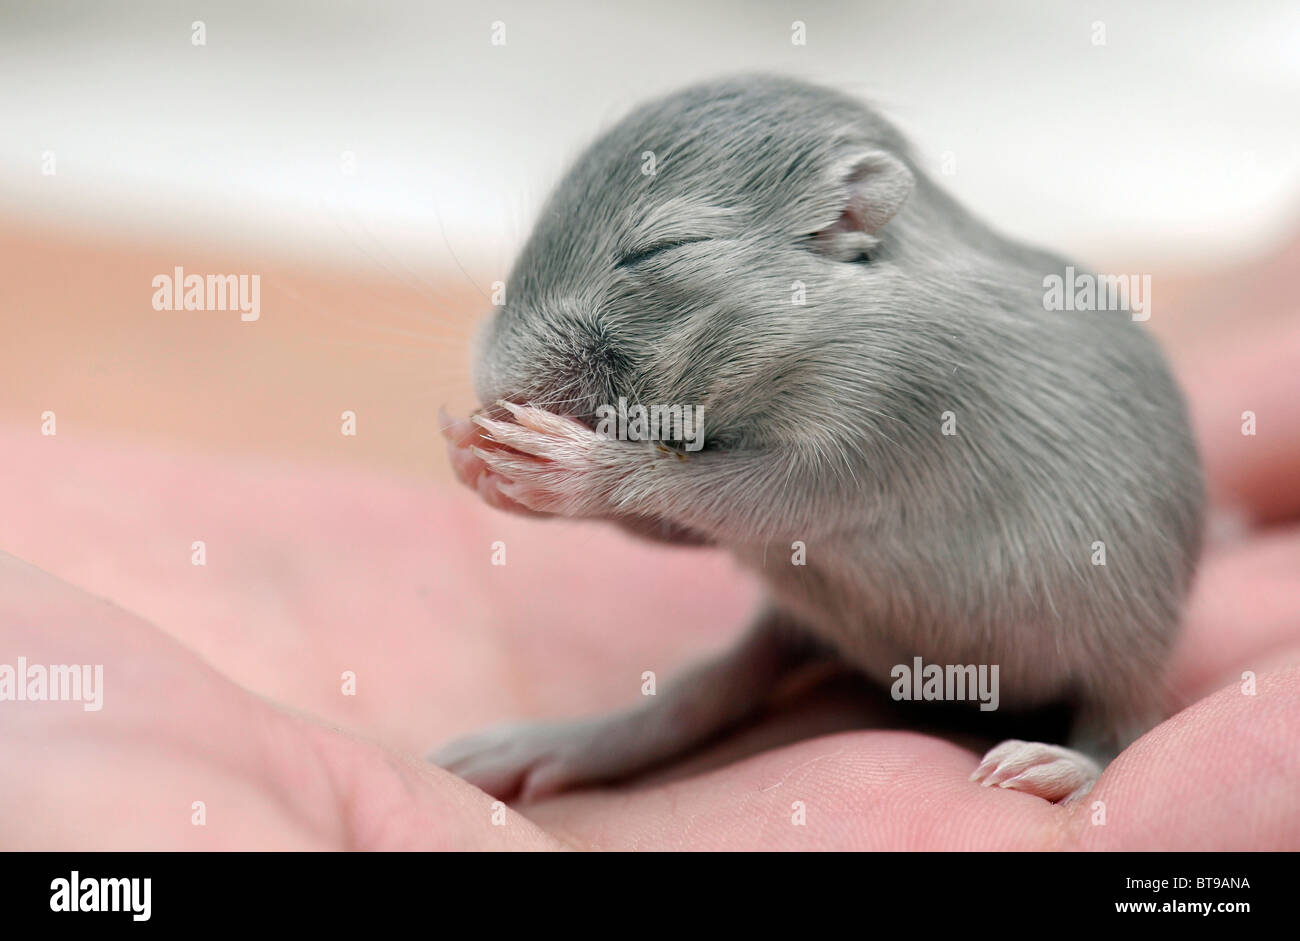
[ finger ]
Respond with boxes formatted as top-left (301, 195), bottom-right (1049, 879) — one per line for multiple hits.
top-left (1168, 522), bottom-right (1300, 704)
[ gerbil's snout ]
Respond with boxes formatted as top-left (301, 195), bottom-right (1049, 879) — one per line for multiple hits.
top-left (473, 303), bottom-right (627, 429)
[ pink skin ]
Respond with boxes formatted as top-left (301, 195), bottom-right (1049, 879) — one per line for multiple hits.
top-left (3, 489), bottom-right (1298, 848)
top-left (2, 247), bottom-right (1299, 849)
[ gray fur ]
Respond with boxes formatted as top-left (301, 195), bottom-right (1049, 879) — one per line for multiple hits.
top-left (473, 74), bottom-right (1204, 750)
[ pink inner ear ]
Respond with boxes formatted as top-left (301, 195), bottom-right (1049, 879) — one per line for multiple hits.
top-left (813, 206), bottom-right (860, 249)
top-left (811, 202), bottom-right (877, 259)
top-left (830, 153), bottom-right (915, 236)
top-left (822, 204), bottom-right (866, 236)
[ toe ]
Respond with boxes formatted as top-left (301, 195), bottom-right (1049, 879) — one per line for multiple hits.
top-left (971, 740), bottom-right (1101, 803)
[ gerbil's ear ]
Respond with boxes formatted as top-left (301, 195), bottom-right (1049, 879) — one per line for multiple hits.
top-left (810, 151), bottom-right (914, 261)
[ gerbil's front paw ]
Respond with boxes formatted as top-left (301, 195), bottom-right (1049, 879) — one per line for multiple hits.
top-left (441, 405), bottom-right (553, 518)
top-left (969, 739), bottom-right (1101, 804)
top-left (468, 401), bottom-right (632, 517)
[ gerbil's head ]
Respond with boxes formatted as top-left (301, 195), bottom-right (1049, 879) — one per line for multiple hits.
top-left (474, 74), bottom-right (926, 451)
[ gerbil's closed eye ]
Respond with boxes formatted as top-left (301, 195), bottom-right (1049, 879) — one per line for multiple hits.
top-left (803, 232), bottom-right (872, 264)
top-left (615, 237), bottom-right (710, 269)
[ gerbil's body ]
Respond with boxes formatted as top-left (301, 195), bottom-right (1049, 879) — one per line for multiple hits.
top-left (439, 75), bottom-right (1204, 801)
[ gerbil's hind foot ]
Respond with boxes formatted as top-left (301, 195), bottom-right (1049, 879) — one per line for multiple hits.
top-left (432, 612), bottom-right (823, 802)
top-left (430, 717), bottom-right (625, 803)
top-left (970, 739), bottom-right (1100, 803)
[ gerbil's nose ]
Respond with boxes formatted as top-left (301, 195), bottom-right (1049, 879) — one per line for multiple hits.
top-left (477, 308), bottom-right (621, 427)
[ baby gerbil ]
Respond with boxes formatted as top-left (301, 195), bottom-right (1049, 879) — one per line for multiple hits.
top-left (433, 74), bottom-right (1204, 804)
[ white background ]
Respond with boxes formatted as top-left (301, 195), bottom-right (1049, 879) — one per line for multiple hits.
top-left (3, 0), bottom-right (1298, 273)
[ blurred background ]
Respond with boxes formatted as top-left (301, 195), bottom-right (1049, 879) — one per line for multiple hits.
top-left (3, 0), bottom-right (1298, 481)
